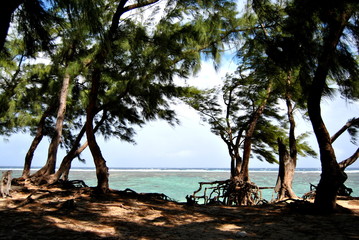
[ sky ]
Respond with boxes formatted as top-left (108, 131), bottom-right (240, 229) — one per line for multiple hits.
top-left (0, 57), bottom-right (358, 170)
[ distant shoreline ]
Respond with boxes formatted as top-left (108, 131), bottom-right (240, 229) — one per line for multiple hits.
top-left (1, 166), bottom-right (358, 173)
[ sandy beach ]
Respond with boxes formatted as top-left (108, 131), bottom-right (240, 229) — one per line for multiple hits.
top-left (0, 184), bottom-right (358, 240)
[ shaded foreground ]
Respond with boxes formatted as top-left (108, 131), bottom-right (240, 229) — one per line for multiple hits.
top-left (0, 184), bottom-right (358, 240)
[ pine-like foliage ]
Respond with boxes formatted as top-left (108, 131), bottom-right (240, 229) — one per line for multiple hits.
top-left (0, 0), bottom-right (243, 170)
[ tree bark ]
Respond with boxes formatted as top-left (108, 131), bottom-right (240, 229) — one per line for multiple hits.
top-left (238, 82), bottom-right (272, 181)
top-left (32, 72), bottom-right (71, 179)
top-left (275, 73), bottom-right (297, 200)
top-left (86, 68), bottom-right (109, 193)
top-left (48, 110), bottom-right (107, 183)
top-left (21, 107), bottom-right (52, 178)
top-left (275, 138), bottom-right (297, 200)
top-left (47, 123), bottom-right (87, 183)
top-left (46, 73), bottom-right (71, 173)
top-left (310, 8), bottom-right (351, 213)
top-left (332, 119), bottom-right (359, 192)
top-left (83, 0), bottom-right (160, 193)
top-left (331, 118), bottom-right (359, 144)
top-left (286, 78), bottom-right (297, 163)
top-left (0, 1), bottom-right (24, 51)
top-left (339, 148), bottom-right (359, 171)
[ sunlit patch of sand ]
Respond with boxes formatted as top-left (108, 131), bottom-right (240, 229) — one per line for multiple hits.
top-left (44, 216), bottom-right (117, 238)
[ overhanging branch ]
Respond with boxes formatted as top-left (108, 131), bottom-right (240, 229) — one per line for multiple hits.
top-left (339, 147), bottom-right (359, 170)
top-left (331, 117), bottom-right (359, 143)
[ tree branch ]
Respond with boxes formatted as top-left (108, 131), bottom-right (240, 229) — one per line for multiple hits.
top-left (109, 0), bottom-right (160, 35)
top-left (124, 0), bottom-right (160, 12)
top-left (339, 147), bottom-right (359, 170)
top-left (331, 117), bottom-right (359, 143)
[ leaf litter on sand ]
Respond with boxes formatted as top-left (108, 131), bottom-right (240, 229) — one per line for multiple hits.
top-left (0, 185), bottom-right (358, 239)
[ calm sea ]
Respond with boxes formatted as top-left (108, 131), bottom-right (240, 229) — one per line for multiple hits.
top-left (2, 167), bottom-right (359, 203)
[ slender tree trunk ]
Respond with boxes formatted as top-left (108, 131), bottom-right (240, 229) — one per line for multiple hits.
top-left (275, 73), bottom-right (297, 200)
top-left (21, 107), bottom-right (52, 178)
top-left (310, 9), bottom-right (351, 213)
top-left (239, 82), bottom-right (272, 181)
top-left (230, 156), bottom-right (236, 179)
top-left (81, 1), bottom-right (128, 194)
top-left (226, 83), bottom-right (272, 206)
top-left (83, 0), bottom-right (160, 193)
top-left (0, 0), bottom-right (23, 51)
top-left (286, 87), bottom-right (297, 164)
top-left (32, 72), bottom-right (71, 179)
top-left (233, 155), bottom-right (242, 180)
top-left (47, 72), bottom-right (71, 173)
top-left (275, 138), bottom-right (297, 200)
top-left (46, 123), bottom-right (87, 183)
top-left (240, 138), bottom-right (251, 181)
top-left (86, 69), bottom-right (109, 193)
top-left (49, 110), bottom-right (107, 183)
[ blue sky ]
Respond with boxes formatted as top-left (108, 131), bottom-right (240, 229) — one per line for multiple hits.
top-left (0, 59), bottom-right (358, 170)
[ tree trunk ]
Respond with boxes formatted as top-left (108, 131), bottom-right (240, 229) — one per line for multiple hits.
top-left (21, 107), bottom-right (52, 178)
top-left (239, 82), bottom-right (272, 181)
top-left (83, 0), bottom-right (160, 193)
top-left (32, 72), bottom-right (71, 179)
top-left (47, 72), bottom-right (71, 174)
top-left (46, 124), bottom-right (87, 183)
top-left (285, 76), bottom-right (297, 164)
top-left (275, 138), bottom-right (297, 200)
top-left (80, 1), bottom-right (129, 194)
top-left (230, 156), bottom-right (236, 179)
top-left (233, 155), bottom-right (242, 180)
top-left (48, 110), bottom-right (107, 183)
top-left (227, 83), bottom-right (272, 205)
top-left (240, 138), bottom-right (251, 181)
top-left (0, 0), bottom-right (23, 51)
top-left (310, 9), bottom-right (351, 213)
top-left (275, 73), bottom-right (297, 200)
top-left (86, 69), bottom-right (109, 193)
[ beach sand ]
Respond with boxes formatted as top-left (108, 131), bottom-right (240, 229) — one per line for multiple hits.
top-left (0, 184), bottom-right (358, 240)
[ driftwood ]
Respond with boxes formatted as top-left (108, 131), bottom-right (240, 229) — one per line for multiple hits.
top-left (188, 179), bottom-right (272, 206)
top-left (1, 170), bottom-right (12, 198)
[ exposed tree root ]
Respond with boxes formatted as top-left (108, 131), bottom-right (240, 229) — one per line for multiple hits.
top-left (188, 179), bottom-right (265, 206)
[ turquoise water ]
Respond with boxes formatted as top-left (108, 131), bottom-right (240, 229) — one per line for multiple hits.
top-left (4, 168), bottom-right (359, 202)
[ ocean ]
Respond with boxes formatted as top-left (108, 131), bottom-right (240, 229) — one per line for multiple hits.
top-left (3, 167), bottom-right (359, 203)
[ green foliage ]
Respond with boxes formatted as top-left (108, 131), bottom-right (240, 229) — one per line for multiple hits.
top-left (184, 66), bottom-right (286, 164)
top-left (253, 0), bottom-right (359, 102)
top-left (184, 1), bottom-right (319, 166)
top-left (14, 0), bottom-right (59, 56)
top-left (0, 0), bottom-right (243, 150)
top-left (76, 0), bottom-right (244, 146)
top-left (296, 132), bottom-right (318, 158)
